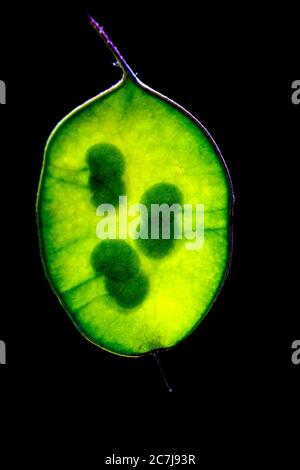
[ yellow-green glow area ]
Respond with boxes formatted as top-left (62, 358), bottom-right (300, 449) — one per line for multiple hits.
top-left (37, 77), bottom-right (232, 356)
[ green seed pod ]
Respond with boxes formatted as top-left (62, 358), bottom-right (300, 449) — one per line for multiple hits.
top-left (37, 18), bottom-right (233, 356)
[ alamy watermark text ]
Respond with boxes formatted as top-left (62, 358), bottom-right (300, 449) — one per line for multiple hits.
top-left (96, 196), bottom-right (205, 251)
top-left (0, 80), bottom-right (6, 104)
top-left (0, 340), bottom-right (6, 364)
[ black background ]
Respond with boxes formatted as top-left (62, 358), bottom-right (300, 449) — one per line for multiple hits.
top-left (0, 1), bottom-right (299, 466)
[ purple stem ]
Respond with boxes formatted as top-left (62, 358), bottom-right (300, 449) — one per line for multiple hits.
top-left (88, 15), bottom-right (138, 82)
